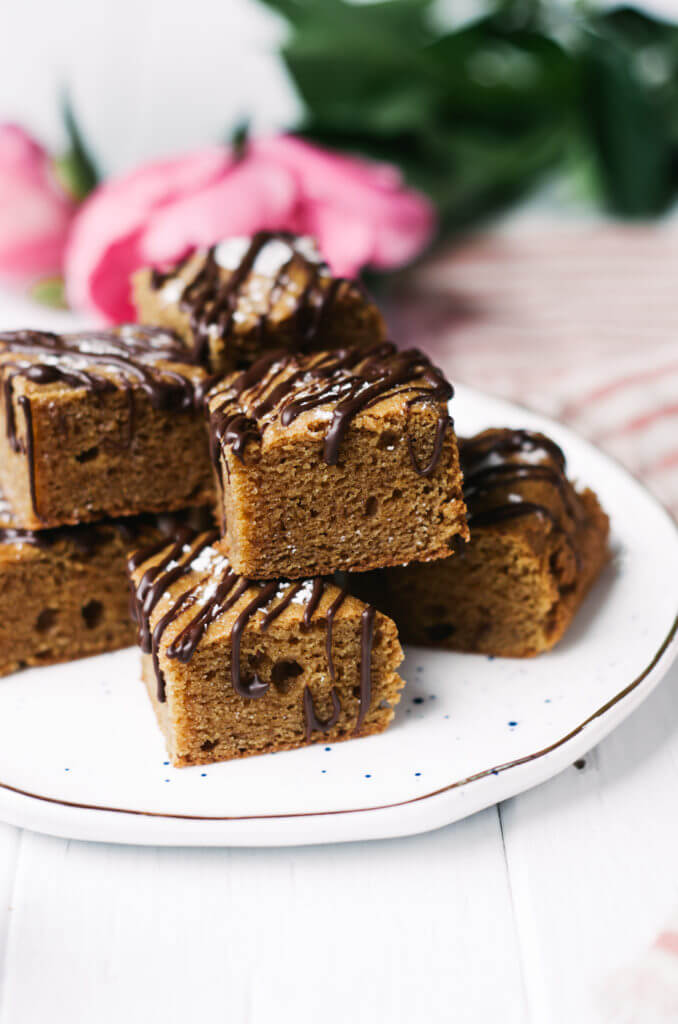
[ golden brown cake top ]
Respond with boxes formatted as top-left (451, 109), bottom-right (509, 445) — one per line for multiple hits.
top-left (0, 324), bottom-right (208, 402)
top-left (0, 325), bottom-right (211, 490)
top-left (460, 428), bottom-right (586, 536)
top-left (128, 527), bottom-right (378, 732)
top-left (137, 230), bottom-right (383, 363)
top-left (207, 342), bottom-right (454, 476)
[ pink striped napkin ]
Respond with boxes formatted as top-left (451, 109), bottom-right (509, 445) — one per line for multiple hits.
top-left (393, 221), bottom-right (678, 517)
top-left (598, 927), bottom-right (678, 1023)
top-left (392, 221), bottom-right (678, 1019)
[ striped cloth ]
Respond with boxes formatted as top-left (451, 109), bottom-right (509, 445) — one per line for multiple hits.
top-left (393, 221), bottom-right (678, 517)
top-left (392, 220), bottom-right (678, 1020)
top-left (598, 928), bottom-right (678, 1023)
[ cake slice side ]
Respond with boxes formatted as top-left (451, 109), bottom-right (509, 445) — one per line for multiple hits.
top-left (0, 326), bottom-right (214, 527)
top-left (0, 500), bottom-right (213, 677)
top-left (128, 530), bottom-right (405, 766)
top-left (208, 344), bottom-right (468, 579)
top-left (357, 428), bottom-right (610, 657)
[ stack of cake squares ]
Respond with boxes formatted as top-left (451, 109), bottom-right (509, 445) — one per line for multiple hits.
top-left (0, 230), bottom-right (609, 769)
top-left (128, 232), bottom-right (472, 765)
top-left (0, 324), bottom-right (214, 675)
top-left (128, 231), bottom-right (608, 766)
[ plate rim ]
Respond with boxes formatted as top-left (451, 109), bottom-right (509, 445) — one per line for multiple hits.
top-left (1, 382), bottom-right (677, 839)
top-left (0, 614), bottom-right (675, 826)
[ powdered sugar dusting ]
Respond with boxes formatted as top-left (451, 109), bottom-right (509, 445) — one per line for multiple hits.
top-left (214, 237), bottom-right (251, 271)
top-left (290, 579), bottom-right (316, 605)
top-left (190, 545), bottom-right (229, 576)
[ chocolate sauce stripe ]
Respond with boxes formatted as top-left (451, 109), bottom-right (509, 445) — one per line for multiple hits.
top-left (467, 501), bottom-right (565, 530)
top-left (17, 395), bottom-right (39, 520)
top-left (211, 344), bottom-right (453, 476)
top-left (159, 231), bottom-right (349, 361)
top-left (229, 583), bottom-right (279, 699)
top-left (134, 530), bottom-right (219, 652)
top-left (2, 509), bottom-right (214, 558)
top-left (303, 685), bottom-right (341, 741)
top-left (1, 327), bottom-right (207, 519)
top-left (259, 582), bottom-right (305, 632)
top-left (152, 585), bottom-right (201, 703)
top-left (3, 613), bottom-right (674, 825)
top-left (131, 537), bottom-right (376, 733)
top-left (461, 429), bottom-right (566, 471)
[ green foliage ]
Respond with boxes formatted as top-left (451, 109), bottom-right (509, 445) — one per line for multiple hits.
top-left (30, 276), bottom-right (67, 309)
top-left (55, 93), bottom-right (100, 202)
top-left (260, 0), bottom-right (678, 228)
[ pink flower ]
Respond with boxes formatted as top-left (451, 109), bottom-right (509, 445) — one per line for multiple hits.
top-left (0, 124), bottom-right (76, 281)
top-left (65, 136), bottom-right (435, 322)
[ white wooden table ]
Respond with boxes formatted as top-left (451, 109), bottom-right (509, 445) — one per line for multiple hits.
top-left (0, 658), bottom-right (675, 1023)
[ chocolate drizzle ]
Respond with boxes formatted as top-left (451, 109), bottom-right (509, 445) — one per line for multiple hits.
top-left (0, 503), bottom-right (213, 561)
top-left (128, 532), bottom-right (377, 737)
top-left (460, 429), bottom-right (584, 562)
top-left (17, 395), bottom-right (37, 517)
top-left (151, 231), bottom-right (353, 364)
top-left (208, 343), bottom-right (453, 476)
top-left (303, 686), bottom-right (341, 741)
top-left (0, 326), bottom-right (208, 518)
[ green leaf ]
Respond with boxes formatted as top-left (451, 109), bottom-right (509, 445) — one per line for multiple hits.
top-left (229, 117), bottom-right (251, 156)
top-left (261, 0), bottom-right (435, 41)
top-left (425, 19), bottom-right (578, 130)
top-left (577, 8), bottom-right (678, 216)
top-left (30, 277), bottom-right (68, 309)
top-left (257, 0), bottom-right (678, 232)
top-left (57, 93), bottom-right (100, 202)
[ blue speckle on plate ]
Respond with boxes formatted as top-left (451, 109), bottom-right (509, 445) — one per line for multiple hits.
top-left (365, 774), bottom-right (372, 778)
top-left (64, 768), bottom-right (70, 772)
top-left (508, 721), bottom-right (518, 728)
top-left (544, 698), bottom-right (551, 704)
top-left (487, 655), bottom-right (495, 661)
top-left (163, 761), bottom-right (170, 766)
top-left (200, 773), bottom-right (207, 778)
top-left (413, 697), bottom-right (424, 705)
top-left (321, 769), bottom-right (327, 774)
top-left (164, 779), bottom-right (170, 783)
top-left (492, 769), bottom-right (500, 776)
top-left (415, 772), bottom-right (422, 777)
top-left (444, 714), bottom-right (449, 719)
top-left (324, 746), bottom-right (332, 752)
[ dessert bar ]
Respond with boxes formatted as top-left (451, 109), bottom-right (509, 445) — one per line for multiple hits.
top-left (0, 325), bottom-right (214, 528)
top-left (128, 527), bottom-right (405, 766)
top-left (207, 343), bottom-right (468, 579)
top-left (0, 493), bottom-right (212, 677)
top-left (133, 231), bottom-right (386, 374)
top-left (359, 428), bottom-right (609, 657)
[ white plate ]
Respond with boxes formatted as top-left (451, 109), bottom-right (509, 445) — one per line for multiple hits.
top-left (0, 384), bottom-right (676, 846)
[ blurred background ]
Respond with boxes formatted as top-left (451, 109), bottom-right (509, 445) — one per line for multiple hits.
top-left (2, 0), bottom-right (678, 511)
top-left (6, 0), bottom-right (678, 214)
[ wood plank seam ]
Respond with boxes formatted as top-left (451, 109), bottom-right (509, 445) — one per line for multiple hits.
top-left (497, 802), bottom-right (534, 1024)
top-left (0, 827), bottom-right (24, 1023)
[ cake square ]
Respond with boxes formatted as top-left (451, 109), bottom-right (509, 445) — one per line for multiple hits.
top-left (128, 528), bottom-right (405, 767)
top-left (0, 490), bottom-right (213, 677)
top-left (0, 325), bottom-right (215, 528)
top-left (359, 428), bottom-right (610, 657)
top-left (206, 344), bottom-right (469, 579)
top-left (133, 232), bottom-right (386, 374)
